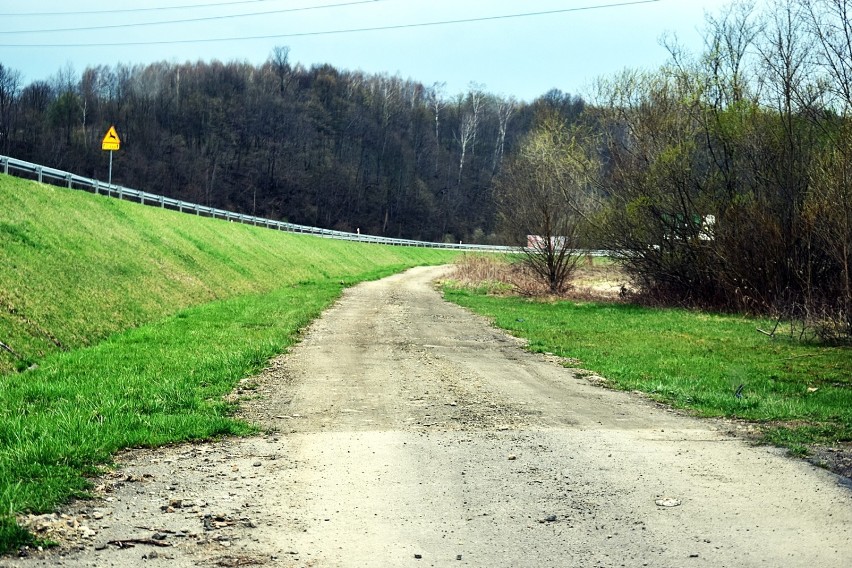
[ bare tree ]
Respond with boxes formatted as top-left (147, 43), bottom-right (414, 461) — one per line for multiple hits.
top-left (427, 82), bottom-right (445, 176)
top-left (467, 82), bottom-right (485, 160)
top-left (455, 84), bottom-right (484, 186)
top-left (495, 115), bottom-right (599, 293)
top-left (700, 0), bottom-right (760, 107)
top-left (270, 46), bottom-right (292, 96)
top-left (457, 111), bottom-right (475, 185)
top-left (0, 64), bottom-right (21, 154)
top-left (801, 0), bottom-right (852, 110)
top-left (493, 96), bottom-right (516, 173)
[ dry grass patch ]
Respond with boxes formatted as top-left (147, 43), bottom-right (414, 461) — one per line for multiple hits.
top-left (449, 254), bottom-right (632, 300)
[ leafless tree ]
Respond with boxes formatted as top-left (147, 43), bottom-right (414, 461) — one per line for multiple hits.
top-left (467, 82), bottom-right (485, 160)
top-left (700, 0), bottom-right (759, 107)
top-left (495, 115), bottom-right (599, 293)
top-left (493, 96), bottom-right (516, 173)
top-left (427, 82), bottom-right (446, 176)
top-left (457, 111), bottom-right (475, 185)
top-left (800, 0), bottom-right (852, 110)
top-left (0, 64), bottom-right (21, 154)
top-left (456, 84), bottom-right (485, 186)
top-left (270, 46), bottom-right (292, 96)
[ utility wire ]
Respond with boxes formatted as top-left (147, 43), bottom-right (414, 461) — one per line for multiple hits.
top-left (0, 0), bottom-right (662, 47)
top-left (1, 0), bottom-right (389, 34)
top-left (1, 0), bottom-right (288, 17)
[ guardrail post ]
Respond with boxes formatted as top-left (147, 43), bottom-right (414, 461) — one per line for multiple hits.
top-left (119, 186), bottom-right (123, 200)
top-left (140, 192), bottom-right (145, 205)
top-left (37, 166), bottom-right (43, 183)
top-left (160, 196), bottom-right (165, 208)
top-left (2, 157), bottom-right (8, 175)
top-left (179, 202), bottom-right (184, 213)
top-left (94, 181), bottom-right (99, 195)
top-left (66, 174), bottom-right (73, 189)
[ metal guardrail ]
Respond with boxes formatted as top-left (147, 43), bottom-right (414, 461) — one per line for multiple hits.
top-left (0, 154), bottom-right (611, 256)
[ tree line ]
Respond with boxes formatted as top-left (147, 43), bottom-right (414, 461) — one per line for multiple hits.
top-left (0, 47), bottom-right (583, 243)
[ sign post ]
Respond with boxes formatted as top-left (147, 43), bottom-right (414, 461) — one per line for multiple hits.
top-left (101, 125), bottom-right (121, 186)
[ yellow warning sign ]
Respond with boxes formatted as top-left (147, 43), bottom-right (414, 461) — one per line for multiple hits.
top-left (102, 126), bottom-right (120, 151)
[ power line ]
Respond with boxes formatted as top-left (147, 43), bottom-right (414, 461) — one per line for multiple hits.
top-left (0, 0), bottom-right (663, 47)
top-left (1, 0), bottom-right (389, 34)
top-left (0, 0), bottom-right (283, 17)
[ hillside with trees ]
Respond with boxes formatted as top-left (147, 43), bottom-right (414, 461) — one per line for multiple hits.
top-left (0, 47), bottom-right (583, 243)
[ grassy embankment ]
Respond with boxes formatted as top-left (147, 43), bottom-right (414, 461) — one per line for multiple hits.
top-left (444, 257), bottom-right (852, 452)
top-left (0, 174), bottom-right (458, 552)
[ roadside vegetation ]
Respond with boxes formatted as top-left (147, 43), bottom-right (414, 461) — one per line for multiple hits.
top-left (0, 175), bottom-right (457, 553)
top-left (490, 1), bottom-right (852, 344)
top-left (475, 1), bottom-right (852, 465)
top-left (445, 255), bottom-right (852, 456)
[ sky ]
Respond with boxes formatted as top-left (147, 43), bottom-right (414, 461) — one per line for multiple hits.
top-left (0, 0), bottom-right (737, 101)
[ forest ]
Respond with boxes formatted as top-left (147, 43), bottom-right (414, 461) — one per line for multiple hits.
top-left (0, 0), bottom-right (850, 337)
top-left (0, 46), bottom-right (583, 243)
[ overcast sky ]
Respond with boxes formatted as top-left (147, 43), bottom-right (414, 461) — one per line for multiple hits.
top-left (0, 0), bottom-right (737, 101)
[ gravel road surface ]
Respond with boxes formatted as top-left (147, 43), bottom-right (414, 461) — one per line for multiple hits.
top-left (6, 265), bottom-right (851, 567)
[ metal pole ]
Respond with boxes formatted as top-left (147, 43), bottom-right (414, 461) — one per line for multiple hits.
top-left (108, 150), bottom-right (113, 187)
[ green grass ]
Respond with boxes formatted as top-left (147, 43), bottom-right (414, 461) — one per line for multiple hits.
top-left (0, 174), bottom-right (458, 553)
top-left (0, 281), bottom-right (336, 523)
top-left (0, 174), bottom-right (456, 374)
top-left (0, 516), bottom-right (35, 553)
top-left (444, 288), bottom-right (852, 449)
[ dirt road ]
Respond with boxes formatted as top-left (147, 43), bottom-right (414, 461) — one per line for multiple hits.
top-left (7, 266), bottom-right (852, 567)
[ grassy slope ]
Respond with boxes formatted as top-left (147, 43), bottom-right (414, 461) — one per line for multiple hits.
top-left (0, 174), bottom-right (457, 551)
top-left (444, 289), bottom-right (852, 450)
top-left (0, 174), bottom-right (453, 373)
